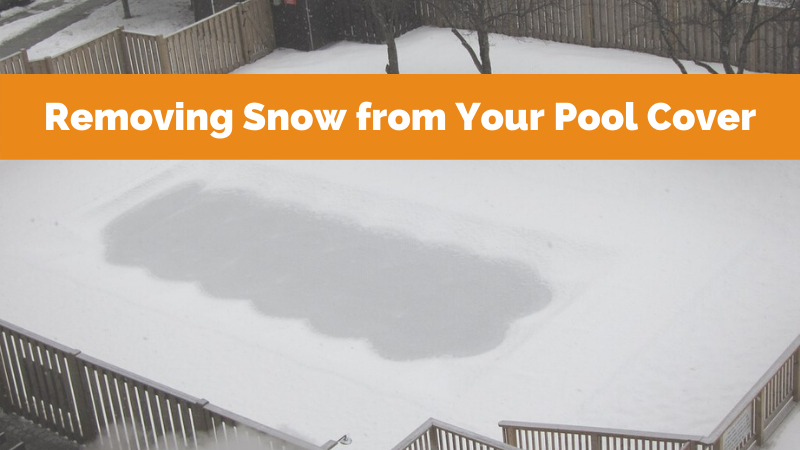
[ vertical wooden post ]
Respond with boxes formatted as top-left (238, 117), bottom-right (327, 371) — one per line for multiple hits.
top-left (754, 394), bottom-right (765, 445)
top-left (45, 57), bottom-right (55, 74)
top-left (504, 427), bottom-right (518, 447)
top-left (591, 434), bottom-right (602, 450)
top-left (193, 399), bottom-right (211, 432)
top-left (581, 0), bottom-right (594, 47)
top-left (156, 35), bottom-right (173, 74)
top-left (115, 27), bottom-right (133, 73)
top-left (235, 3), bottom-right (251, 64)
top-left (793, 348), bottom-right (800, 401)
top-left (65, 351), bottom-right (98, 443)
top-left (0, 338), bottom-right (12, 411)
top-left (429, 425), bottom-right (440, 450)
top-left (714, 434), bottom-right (724, 450)
top-left (19, 49), bottom-right (31, 74)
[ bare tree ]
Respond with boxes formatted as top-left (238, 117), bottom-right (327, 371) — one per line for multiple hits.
top-left (633, 0), bottom-right (799, 73)
top-left (428, 0), bottom-right (558, 73)
top-left (366, 0), bottom-right (416, 73)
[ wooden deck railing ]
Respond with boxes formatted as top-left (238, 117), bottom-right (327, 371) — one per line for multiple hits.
top-left (0, 318), bottom-right (323, 450)
top-left (499, 334), bottom-right (800, 450)
top-left (392, 418), bottom-right (521, 450)
top-left (1, 316), bottom-right (796, 450)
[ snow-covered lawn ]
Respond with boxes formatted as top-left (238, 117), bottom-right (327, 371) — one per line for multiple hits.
top-left (26, 0), bottom-right (193, 58)
top-left (0, 0), bottom-right (93, 46)
top-left (0, 161), bottom-right (797, 450)
top-left (235, 27), bottom-right (734, 74)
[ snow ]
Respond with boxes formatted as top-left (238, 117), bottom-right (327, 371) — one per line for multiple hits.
top-left (769, 407), bottom-right (800, 450)
top-left (0, 0), bottom-right (92, 46)
top-left (235, 27), bottom-right (736, 74)
top-left (26, 0), bottom-right (194, 58)
top-left (0, 161), bottom-right (798, 450)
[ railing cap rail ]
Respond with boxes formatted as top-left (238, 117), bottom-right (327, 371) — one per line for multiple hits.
top-left (498, 421), bottom-right (705, 442)
top-left (389, 418), bottom-right (437, 450)
top-left (703, 333), bottom-right (800, 443)
top-left (76, 352), bottom-right (205, 403)
top-left (0, 317), bottom-right (77, 354)
top-left (430, 419), bottom-right (521, 450)
top-left (203, 404), bottom-right (324, 450)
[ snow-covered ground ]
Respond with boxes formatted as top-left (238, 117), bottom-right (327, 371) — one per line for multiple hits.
top-left (0, 161), bottom-right (798, 450)
top-left (236, 27), bottom-right (734, 74)
top-left (770, 407), bottom-right (800, 450)
top-left (0, 0), bottom-right (93, 46)
top-left (26, 0), bottom-right (193, 58)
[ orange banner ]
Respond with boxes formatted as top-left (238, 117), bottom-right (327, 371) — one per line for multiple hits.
top-left (0, 74), bottom-right (798, 159)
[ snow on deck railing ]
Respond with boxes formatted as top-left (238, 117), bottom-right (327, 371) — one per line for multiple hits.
top-left (0, 317), bottom-right (324, 450)
top-left (499, 334), bottom-right (800, 450)
top-left (0, 0), bottom-right (275, 75)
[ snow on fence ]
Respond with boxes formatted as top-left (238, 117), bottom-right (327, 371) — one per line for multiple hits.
top-left (0, 0), bottom-right (275, 75)
top-left (0, 318), bottom-right (323, 450)
top-left (499, 334), bottom-right (800, 450)
top-left (392, 418), bottom-right (521, 450)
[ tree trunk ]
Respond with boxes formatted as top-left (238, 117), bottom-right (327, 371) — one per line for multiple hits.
top-left (477, 29), bottom-right (492, 74)
top-left (720, 18), bottom-right (736, 73)
top-left (386, 33), bottom-right (400, 73)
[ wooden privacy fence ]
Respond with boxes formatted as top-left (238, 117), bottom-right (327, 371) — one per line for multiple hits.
top-left (415, 0), bottom-right (799, 73)
top-left (0, 318), bottom-right (323, 450)
top-left (0, 0), bottom-right (275, 75)
top-left (499, 334), bottom-right (800, 450)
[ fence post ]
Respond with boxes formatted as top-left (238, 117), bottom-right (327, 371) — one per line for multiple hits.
top-left (754, 393), bottom-right (765, 445)
top-left (65, 351), bottom-right (98, 443)
top-left (45, 56), bottom-right (55, 74)
top-left (115, 27), bottom-right (132, 73)
top-left (0, 340), bottom-right (12, 411)
top-left (429, 425), bottom-right (440, 450)
top-left (591, 434), bottom-right (602, 450)
top-left (504, 427), bottom-right (518, 447)
top-left (19, 49), bottom-right (32, 74)
top-left (235, 3), bottom-right (251, 64)
top-left (793, 347), bottom-right (800, 401)
top-left (156, 35), bottom-right (173, 74)
top-left (581, 0), bottom-right (594, 47)
top-left (193, 398), bottom-right (211, 432)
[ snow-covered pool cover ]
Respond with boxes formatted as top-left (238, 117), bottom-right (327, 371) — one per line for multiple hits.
top-left (104, 182), bottom-right (550, 360)
top-left (1, 161), bottom-right (798, 450)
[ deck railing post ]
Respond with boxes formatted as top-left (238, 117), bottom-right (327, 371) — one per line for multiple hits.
top-left (754, 394), bottom-right (765, 445)
top-left (429, 425), bottom-right (441, 450)
top-left (591, 434), bottom-right (602, 450)
top-left (193, 398), bottom-right (211, 432)
top-left (794, 348), bottom-right (800, 401)
top-left (65, 351), bottom-right (98, 443)
top-left (505, 427), bottom-right (518, 448)
top-left (0, 338), bottom-right (12, 411)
